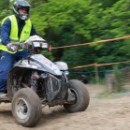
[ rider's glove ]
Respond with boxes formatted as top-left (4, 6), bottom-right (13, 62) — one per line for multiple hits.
top-left (6, 43), bottom-right (18, 52)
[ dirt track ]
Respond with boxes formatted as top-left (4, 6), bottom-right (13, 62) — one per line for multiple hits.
top-left (0, 85), bottom-right (130, 130)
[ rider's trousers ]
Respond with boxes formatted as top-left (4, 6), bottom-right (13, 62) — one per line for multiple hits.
top-left (0, 50), bottom-right (29, 92)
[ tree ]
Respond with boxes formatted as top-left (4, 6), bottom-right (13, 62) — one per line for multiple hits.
top-left (1, 0), bottom-right (130, 70)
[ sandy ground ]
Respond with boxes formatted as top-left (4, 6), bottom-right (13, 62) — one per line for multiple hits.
top-left (0, 84), bottom-right (130, 130)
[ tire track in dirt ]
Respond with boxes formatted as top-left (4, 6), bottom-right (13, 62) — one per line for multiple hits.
top-left (0, 85), bottom-right (130, 130)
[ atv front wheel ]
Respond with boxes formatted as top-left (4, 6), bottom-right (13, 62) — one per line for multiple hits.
top-left (64, 79), bottom-right (90, 112)
top-left (12, 88), bottom-right (42, 127)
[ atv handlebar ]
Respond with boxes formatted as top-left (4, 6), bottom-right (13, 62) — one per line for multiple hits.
top-left (10, 35), bottom-right (50, 53)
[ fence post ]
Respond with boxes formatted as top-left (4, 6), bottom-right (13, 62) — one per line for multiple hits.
top-left (95, 63), bottom-right (99, 84)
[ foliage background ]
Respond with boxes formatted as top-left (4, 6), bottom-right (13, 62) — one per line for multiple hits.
top-left (1, 0), bottom-right (130, 80)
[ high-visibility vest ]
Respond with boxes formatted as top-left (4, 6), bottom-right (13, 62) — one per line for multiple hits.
top-left (0, 15), bottom-right (32, 53)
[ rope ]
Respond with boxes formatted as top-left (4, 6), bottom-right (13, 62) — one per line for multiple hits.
top-left (52, 35), bottom-right (130, 50)
top-left (71, 61), bottom-right (130, 69)
top-left (51, 35), bottom-right (130, 69)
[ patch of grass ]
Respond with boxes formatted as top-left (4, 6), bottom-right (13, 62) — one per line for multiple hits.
top-left (97, 88), bottom-right (128, 99)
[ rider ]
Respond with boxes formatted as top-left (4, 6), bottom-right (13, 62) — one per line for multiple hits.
top-left (0, 0), bottom-right (37, 99)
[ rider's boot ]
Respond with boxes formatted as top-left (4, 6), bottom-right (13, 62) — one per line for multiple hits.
top-left (0, 92), bottom-right (9, 101)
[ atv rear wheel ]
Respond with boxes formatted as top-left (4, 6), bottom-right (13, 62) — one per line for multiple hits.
top-left (12, 88), bottom-right (42, 127)
top-left (64, 79), bottom-right (90, 112)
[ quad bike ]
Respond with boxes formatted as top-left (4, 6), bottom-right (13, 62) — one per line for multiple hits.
top-left (2, 35), bottom-right (89, 127)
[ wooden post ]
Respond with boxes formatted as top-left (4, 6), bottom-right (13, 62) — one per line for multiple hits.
top-left (95, 63), bottom-right (99, 84)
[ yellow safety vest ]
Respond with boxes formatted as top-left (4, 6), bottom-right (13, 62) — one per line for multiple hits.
top-left (0, 15), bottom-right (32, 53)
